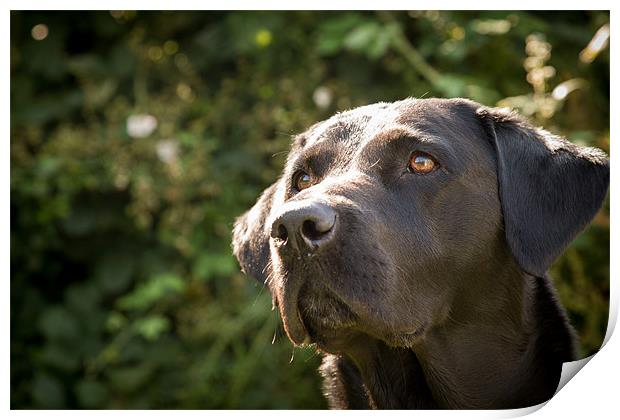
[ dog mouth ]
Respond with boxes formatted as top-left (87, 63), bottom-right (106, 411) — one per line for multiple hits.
top-left (273, 254), bottom-right (426, 349)
top-left (278, 280), bottom-right (358, 346)
top-left (277, 280), bottom-right (428, 351)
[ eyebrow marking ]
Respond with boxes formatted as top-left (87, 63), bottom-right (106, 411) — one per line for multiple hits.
top-left (368, 126), bottom-right (427, 146)
top-left (359, 124), bottom-right (457, 172)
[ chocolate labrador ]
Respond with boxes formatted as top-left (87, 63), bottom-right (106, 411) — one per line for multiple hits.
top-left (232, 98), bottom-right (609, 409)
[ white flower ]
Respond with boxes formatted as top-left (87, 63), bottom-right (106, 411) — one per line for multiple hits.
top-left (156, 139), bottom-right (179, 164)
top-left (127, 114), bottom-right (158, 138)
top-left (313, 86), bottom-right (333, 110)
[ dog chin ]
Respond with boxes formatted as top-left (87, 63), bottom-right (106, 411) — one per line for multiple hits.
top-left (275, 270), bottom-right (425, 351)
top-left (274, 281), bottom-right (356, 347)
top-left (277, 300), bottom-right (353, 349)
top-left (297, 292), bottom-right (429, 352)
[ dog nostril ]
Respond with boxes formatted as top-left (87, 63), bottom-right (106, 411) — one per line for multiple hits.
top-left (276, 224), bottom-right (288, 241)
top-left (302, 219), bottom-right (331, 241)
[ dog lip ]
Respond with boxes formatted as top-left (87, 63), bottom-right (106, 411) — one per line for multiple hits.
top-left (278, 288), bottom-right (311, 346)
top-left (282, 308), bottom-right (310, 346)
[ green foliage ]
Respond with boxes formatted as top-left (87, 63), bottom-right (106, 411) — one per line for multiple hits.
top-left (11, 11), bottom-right (609, 408)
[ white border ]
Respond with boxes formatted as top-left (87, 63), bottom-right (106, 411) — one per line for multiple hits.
top-left (4, 3), bottom-right (616, 418)
top-left (1, 0), bottom-right (617, 10)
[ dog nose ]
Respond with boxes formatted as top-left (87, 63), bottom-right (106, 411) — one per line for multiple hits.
top-left (271, 202), bottom-right (337, 252)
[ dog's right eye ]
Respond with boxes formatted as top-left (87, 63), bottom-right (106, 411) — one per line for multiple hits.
top-left (407, 151), bottom-right (439, 174)
top-left (293, 171), bottom-right (313, 191)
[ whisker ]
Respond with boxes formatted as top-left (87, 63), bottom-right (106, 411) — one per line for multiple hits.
top-left (271, 150), bottom-right (289, 158)
top-left (275, 130), bottom-right (295, 137)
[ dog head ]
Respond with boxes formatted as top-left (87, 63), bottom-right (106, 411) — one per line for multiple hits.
top-left (232, 98), bottom-right (609, 351)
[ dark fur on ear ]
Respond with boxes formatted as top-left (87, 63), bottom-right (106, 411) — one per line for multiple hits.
top-left (232, 183), bottom-right (277, 284)
top-left (476, 107), bottom-right (609, 277)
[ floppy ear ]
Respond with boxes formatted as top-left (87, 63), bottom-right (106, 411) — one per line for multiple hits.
top-left (232, 182), bottom-right (278, 284)
top-left (476, 107), bottom-right (609, 277)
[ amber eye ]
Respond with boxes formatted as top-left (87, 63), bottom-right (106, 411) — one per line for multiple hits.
top-left (407, 152), bottom-right (438, 174)
top-left (293, 171), bottom-right (313, 191)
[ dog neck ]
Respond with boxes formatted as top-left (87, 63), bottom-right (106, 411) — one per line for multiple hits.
top-left (336, 270), bottom-right (575, 409)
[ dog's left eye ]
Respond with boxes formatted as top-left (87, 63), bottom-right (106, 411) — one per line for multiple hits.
top-left (407, 152), bottom-right (438, 174)
top-left (293, 170), bottom-right (313, 191)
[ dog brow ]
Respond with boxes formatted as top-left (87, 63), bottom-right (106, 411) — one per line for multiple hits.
top-left (369, 126), bottom-right (426, 146)
top-left (361, 125), bottom-right (457, 171)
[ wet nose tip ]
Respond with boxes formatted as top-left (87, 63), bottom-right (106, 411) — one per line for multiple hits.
top-left (271, 202), bottom-right (337, 250)
top-left (307, 210), bottom-right (336, 233)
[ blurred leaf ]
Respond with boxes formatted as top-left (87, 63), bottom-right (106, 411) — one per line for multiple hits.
top-left (107, 363), bottom-right (155, 393)
top-left (435, 74), bottom-right (468, 97)
top-left (117, 273), bottom-right (184, 311)
top-left (134, 315), bottom-right (171, 341)
top-left (65, 282), bottom-right (101, 316)
top-left (75, 380), bottom-right (109, 408)
top-left (106, 311), bottom-right (127, 332)
top-left (40, 342), bottom-right (80, 372)
top-left (36, 156), bottom-right (62, 178)
top-left (471, 19), bottom-right (512, 35)
top-left (316, 13), bottom-right (366, 55)
top-left (193, 253), bottom-right (237, 281)
top-left (344, 22), bottom-right (381, 51)
top-left (38, 306), bottom-right (80, 342)
top-left (61, 203), bottom-right (99, 236)
top-left (67, 54), bottom-right (107, 78)
top-left (32, 373), bottom-right (66, 408)
top-left (95, 251), bottom-right (135, 295)
top-left (12, 90), bottom-right (83, 126)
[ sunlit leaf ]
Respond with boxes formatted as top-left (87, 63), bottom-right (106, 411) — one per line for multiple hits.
top-left (117, 273), bottom-right (184, 311)
top-left (134, 315), bottom-right (171, 341)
